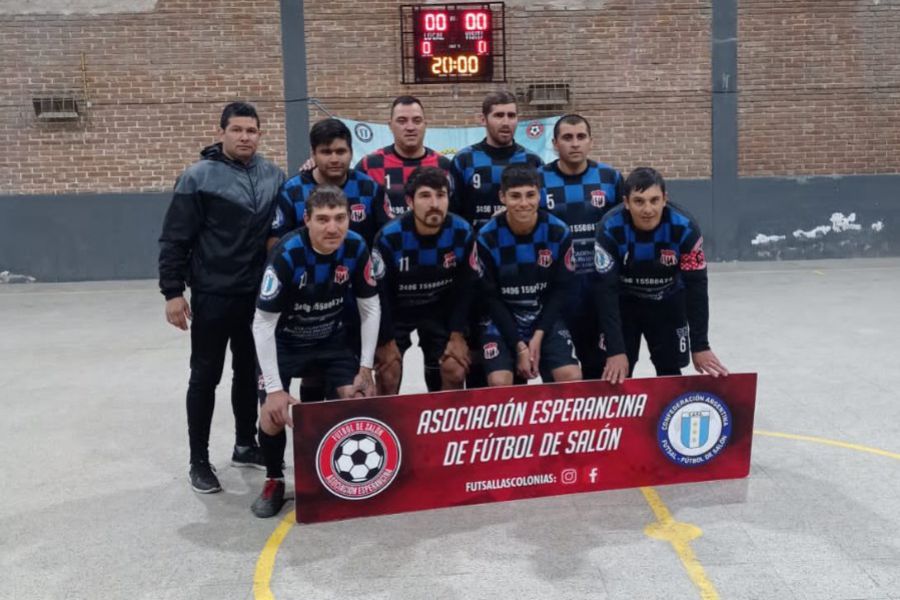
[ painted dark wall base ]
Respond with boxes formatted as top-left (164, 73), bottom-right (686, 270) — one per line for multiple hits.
top-left (0, 175), bottom-right (897, 282)
top-left (0, 193), bottom-right (170, 282)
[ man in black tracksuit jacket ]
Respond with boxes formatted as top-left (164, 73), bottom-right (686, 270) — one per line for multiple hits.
top-left (158, 102), bottom-right (286, 494)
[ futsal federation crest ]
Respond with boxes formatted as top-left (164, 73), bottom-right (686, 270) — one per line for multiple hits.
top-left (658, 392), bottom-right (732, 467)
top-left (316, 417), bottom-right (402, 500)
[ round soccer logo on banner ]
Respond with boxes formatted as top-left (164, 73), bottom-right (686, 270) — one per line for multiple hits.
top-left (354, 123), bottom-right (374, 143)
top-left (316, 417), bottom-right (401, 500)
top-left (657, 392), bottom-right (732, 466)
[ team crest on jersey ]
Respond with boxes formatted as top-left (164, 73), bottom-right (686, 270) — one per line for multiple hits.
top-left (590, 189), bottom-right (607, 209)
top-left (594, 242), bottom-right (614, 274)
top-left (563, 245), bottom-right (575, 272)
top-left (660, 249), bottom-right (678, 267)
top-left (538, 249), bottom-right (553, 268)
top-left (370, 249), bottom-right (386, 280)
top-left (526, 121), bottom-right (544, 139)
top-left (334, 265), bottom-right (350, 285)
top-left (350, 204), bottom-right (366, 223)
top-left (443, 251), bottom-right (457, 269)
top-left (260, 266), bottom-right (280, 300)
top-left (483, 342), bottom-right (499, 360)
top-left (469, 245), bottom-right (483, 277)
top-left (363, 258), bottom-right (376, 287)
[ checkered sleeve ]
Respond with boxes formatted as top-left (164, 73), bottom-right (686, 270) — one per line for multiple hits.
top-left (679, 223), bottom-right (710, 352)
top-left (372, 234), bottom-right (397, 345)
top-left (591, 223), bottom-right (626, 356)
top-left (256, 243), bottom-right (294, 314)
top-left (449, 153), bottom-right (467, 216)
top-left (447, 229), bottom-right (477, 334)
top-left (270, 179), bottom-right (299, 240)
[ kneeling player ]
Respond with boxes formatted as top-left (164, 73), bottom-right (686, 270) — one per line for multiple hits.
top-left (475, 165), bottom-right (582, 386)
top-left (372, 167), bottom-right (476, 394)
top-left (592, 167), bottom-right (729, 383)
top-left (250, 186), bottom-right (380, 518)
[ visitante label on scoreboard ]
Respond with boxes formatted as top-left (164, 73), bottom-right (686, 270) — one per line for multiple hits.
top-left (292, 374), bottom-right (757, 523)
top-left (402, 3), bottom-right (505, 84)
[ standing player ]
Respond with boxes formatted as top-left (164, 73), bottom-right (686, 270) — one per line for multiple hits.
top-left (250, 186), bottom-right (380, 518)
top-left (372, 167), bottom-right (476, 394)
top-left (159, 102), bottom-right (285, 494)
top-left (539, 114), bottom-right (624, 379)
top-left (592, 167), bottom-right (729, 383)
top-left (269, 118), bottom-right (384, 249)
top-left (475, 165), bottom-right (581, 386)
top-left (355, 96), bottom-right (454, 221)
top-left (451, 91), bottom-right (544, 229)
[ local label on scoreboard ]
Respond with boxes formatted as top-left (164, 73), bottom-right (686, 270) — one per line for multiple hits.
top-left (404, 3), bottom-right (505, 84)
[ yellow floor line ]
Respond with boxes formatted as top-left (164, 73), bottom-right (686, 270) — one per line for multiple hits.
top-left (253, 512), bottom-right (296, 600)
top-left (641, 487), bottom-right (720, 600)
top-left (754, 430), bottom-right (900, 461)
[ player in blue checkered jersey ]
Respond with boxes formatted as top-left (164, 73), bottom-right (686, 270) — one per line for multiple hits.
top-left (450, 91), bottom-right (544, 230)
top-left (592, 167), bottom-right (729, 385)
top-left (250, 186), bottom-right (381, 518)
top-left (268, 118), bottom-right (385, 250)
top-left (539, 114), bottom-right (625, 380)
top-left (475, 165), bottom-right (582, 386)
top-left (371, 167), bottom-right (476, 394)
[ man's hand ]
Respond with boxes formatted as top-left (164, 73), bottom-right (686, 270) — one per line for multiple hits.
top-left (515, 341), bottom-right (533, 381)
top-left (527, 331), bottom-right (544, 380)
top-left (165, 296), bottom-right (191, 331)
top-left (260, 390), bottom-right (299, 434)
top-left (352, 367), bottom-right (376, 398)
top-left (692, 350), bottom-right (729, 377)
top-left (440, 332), bottom-right (470, 372)
top-left (601, 353), bottom-right (629, 385)
top-left (374, 340), bottom-right (403, 374)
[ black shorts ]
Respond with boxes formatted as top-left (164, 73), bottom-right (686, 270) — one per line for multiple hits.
top-left (394, 315), bottom-right (450, 369)
top-left (258, 334), bottom-right (358, 403)
top-left (621, 291), bottom-right (690, 376)
top-left (480, 320), bottom-right (578, 381)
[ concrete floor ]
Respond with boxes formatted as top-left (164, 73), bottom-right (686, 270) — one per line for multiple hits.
top-left (1, 258), bottom-right (899, 600)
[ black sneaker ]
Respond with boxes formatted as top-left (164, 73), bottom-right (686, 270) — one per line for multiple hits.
top-left (231, 444), bottom-right (266, 470)
top-left (189, 461), bottom-right (222, 494)
top-left (251, 479), bottom-right (286, 518)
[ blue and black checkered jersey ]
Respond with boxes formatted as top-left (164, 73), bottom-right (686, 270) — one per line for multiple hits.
top-left (451, 139), bottom-right (544, 229)
top-left (372, 211), bottom-right (476, 341)
top-left (270, 169), bottom-right (385, 246)
top-left (539, 159), bottom-right (624, 276)
top-left (475, 210), bottom-right (574, 347)
top-left (257, 228), bottom-right (378, 347)
top-left (592, 202), bottom-right (710, 355)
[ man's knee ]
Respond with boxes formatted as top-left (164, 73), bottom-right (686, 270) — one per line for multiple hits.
top-left (551, 365), bottom-right (582, 383)
top-left (487, 370), bottom-right (513, 387)
top-left (440, 360), bottom-right (466, 389)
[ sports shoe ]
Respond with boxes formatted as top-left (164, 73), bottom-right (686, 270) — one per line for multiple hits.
top-left (251, 479), bottom-right (286, 518)
top-left (231, 444), bottom-right (266, 470)
top-left (189, 461), bottom-right (222, 494)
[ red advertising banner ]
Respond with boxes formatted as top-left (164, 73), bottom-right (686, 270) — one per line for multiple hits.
top-left (292, 373), bottom-right (757, 524)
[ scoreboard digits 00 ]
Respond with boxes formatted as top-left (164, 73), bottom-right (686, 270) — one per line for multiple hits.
top-left (401, 3), bottom-right (506, 84)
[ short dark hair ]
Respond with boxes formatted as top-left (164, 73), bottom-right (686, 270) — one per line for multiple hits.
top-left (391, 95), bottom-right (424, 118)
top-left (624, 167), bottom-right (667, 196)
top-left (305, 185), bottom-right (348, 217)
top-left (405, 166), bottom-right (449, 199)
top-left (309, 118), bottom-right (352, 151)
top-left (482, 91), bottom-right (517, 116)
top-left (553, 114), bottom-right (592, 139)
top-left (500, 164), bottom-right (540, 193)
top-left (219, 102), bottom-right (260, 130)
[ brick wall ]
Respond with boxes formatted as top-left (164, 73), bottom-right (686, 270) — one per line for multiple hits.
top-left (0, 0), bottom-right (286, 194)
top-left (738, 0), bottom-right (900, 176)
top-left (3, 0), bottom-right (898, 196)
top-left (306, 0), bottom-right (712, 179)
